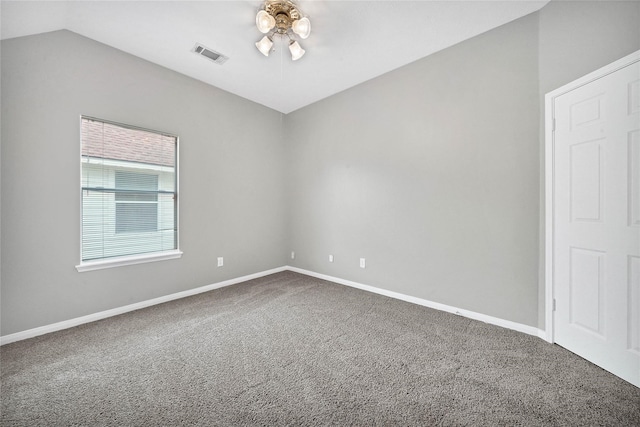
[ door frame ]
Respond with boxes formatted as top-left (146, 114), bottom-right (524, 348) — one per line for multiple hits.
top-left (544, 49), bottom-right (640, 344)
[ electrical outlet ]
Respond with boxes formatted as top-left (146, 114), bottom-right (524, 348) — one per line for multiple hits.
top-left (329, 254), bottom-right (334, 263)
top-left (291, 251), bottom-right (295, 260)
top-left (217, 257), bottom-right (224, 267)
top-left (359, 258), bottom-right (366, 268)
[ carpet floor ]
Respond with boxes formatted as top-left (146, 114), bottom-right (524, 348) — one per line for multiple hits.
top-left (1, 271), bottom-right (639, 426)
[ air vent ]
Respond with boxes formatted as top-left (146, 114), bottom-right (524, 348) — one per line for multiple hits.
top-left (192, 43), bottom-right (228, 65)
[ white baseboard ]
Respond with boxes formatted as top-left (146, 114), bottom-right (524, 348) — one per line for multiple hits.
top-left (538, 329), bottom-right (552, 342)
top-left (287, 266), bottom-right (543, 338)
top-left (0, 266), bottom-right (287, 346)
top-left (1, 265), bottom-right (544, 345)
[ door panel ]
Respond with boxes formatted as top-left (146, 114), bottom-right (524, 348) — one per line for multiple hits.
top-left (569, 139), bottom-right (604, 222)
top-left (630, 130), bottom-right (640, 226)
top-left (629, 255), bottom-right (640, 355)
top-left (569, 247), bottom-right (605, 336)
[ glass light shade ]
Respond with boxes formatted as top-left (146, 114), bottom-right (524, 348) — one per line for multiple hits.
top-left (256, 10), bottom-right (275, 33)
top-left (289, 41), bottom-right (305, 61)
top-left (255, 36), bottom-right (273, 56)
top-left (292, 17), bottom-right (311, 39)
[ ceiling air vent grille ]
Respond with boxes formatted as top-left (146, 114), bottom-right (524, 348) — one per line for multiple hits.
top-left (193, 43), bottom-right (228, 65)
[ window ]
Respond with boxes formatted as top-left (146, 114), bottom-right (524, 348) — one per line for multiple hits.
top-left (78, 117), bottom-right (180, 271)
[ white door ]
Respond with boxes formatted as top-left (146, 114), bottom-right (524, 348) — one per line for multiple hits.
top-left (552, 54), bottom-right (640, 388)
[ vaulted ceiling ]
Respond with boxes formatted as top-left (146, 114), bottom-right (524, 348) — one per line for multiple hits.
top-left (1, 0), bottom-right (548, 113)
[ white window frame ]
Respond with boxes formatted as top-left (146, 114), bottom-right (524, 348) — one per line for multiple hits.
top-left (76, 116), bottom-right (182, 272)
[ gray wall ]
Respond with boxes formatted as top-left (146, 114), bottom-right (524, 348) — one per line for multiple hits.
top-left (285, 14), bottom-right (541, 326)
top-left (538, 0), bottom-right (640, 97)
top-left (1, 30), bottom-right (288, 336)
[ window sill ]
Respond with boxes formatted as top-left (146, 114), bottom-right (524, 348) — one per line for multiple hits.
top-left (76, 250), bottom-right (183, 272)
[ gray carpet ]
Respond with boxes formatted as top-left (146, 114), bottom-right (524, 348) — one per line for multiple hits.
top-left (1, 271), bottom-right (639, 426)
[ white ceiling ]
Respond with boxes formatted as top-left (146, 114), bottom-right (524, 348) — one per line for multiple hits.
top-left (1, 0), bottom-right (548, 113)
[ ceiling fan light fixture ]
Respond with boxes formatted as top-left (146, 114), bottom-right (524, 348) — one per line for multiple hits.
top-left (254, 0), bottom-right (310, 61)
top-left (255, 35), bottom-right (274, 56)
top-left (292, 17), bottom-right (310, 39)
top-left (256, 10), bottom-right (275, 33)
top-left (289, 40), bottom-right (305, 61)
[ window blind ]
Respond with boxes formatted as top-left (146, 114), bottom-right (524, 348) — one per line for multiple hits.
top-left (80, 117), bottom-right (178, 262)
